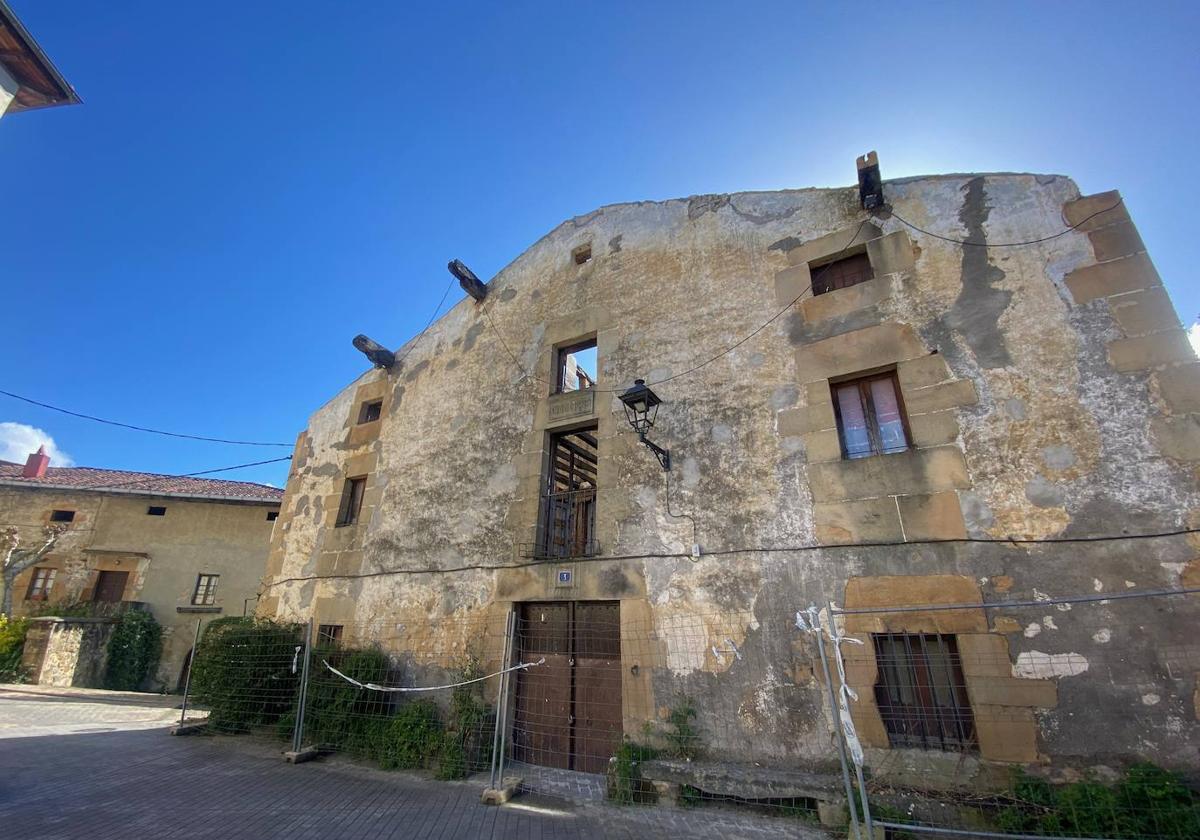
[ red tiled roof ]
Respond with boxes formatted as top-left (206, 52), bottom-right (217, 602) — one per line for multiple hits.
top-left (0, 463), bottom-right (283, 503)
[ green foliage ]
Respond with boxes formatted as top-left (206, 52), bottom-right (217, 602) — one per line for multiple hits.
top-left (103, 610), bottom-right (162, 691)
top-left (608, 739), bottom-right (659, 805)
top-left (870, 802), bottom-right (919, 840)
top-left (996, 764), bottom-right (1200, 839)
top-left (26, 599), bottom-right (94, 618)
top-left (0, 615), bottom-right (29, 682)
top-left (304, 647), bottom-right (393, 752)
top-left (190, 617), bottom-right (304, 732)
top-left (665, 696), bottom-right (701, 760)
top-left (435, 660), bottom-right (492, 779)
top-left (377, 701), bottom-right (444, 771)
top-left (680, 784), bottom-right (703, 808)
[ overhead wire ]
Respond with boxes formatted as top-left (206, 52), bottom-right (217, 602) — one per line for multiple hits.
top-left (0, 388), bottom-right (292, 447)
top-left (258, 525), bottom-right (1200, 590)
top-left (886, 199), bottom-right (1124, 248)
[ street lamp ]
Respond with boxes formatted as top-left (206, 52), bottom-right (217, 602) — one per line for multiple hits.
top-left (618, 379), bottom-right (671, 471)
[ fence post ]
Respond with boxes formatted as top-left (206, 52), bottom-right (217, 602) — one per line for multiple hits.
top-left (493, 608), bottom-right (518, 787)
top-left (291, 618), bottom-right (314, 754)
top-left (178, 618), bottom-right (202, 726)
top-left (814, 605), bottom-right (863, 840)
top-left (828, 599), bottom-right (874, 840)
top-left (489, 608), bottom-right (516, 789)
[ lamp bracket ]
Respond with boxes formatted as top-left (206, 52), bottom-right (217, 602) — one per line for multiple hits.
top-left (638, 433), bottom-right (671, 472)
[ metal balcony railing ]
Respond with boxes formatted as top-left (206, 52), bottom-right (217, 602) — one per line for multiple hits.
top-left (523, 488), bottom-right (598, 560)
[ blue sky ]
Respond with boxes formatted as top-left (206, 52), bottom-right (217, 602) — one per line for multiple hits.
top-left (3, 1), bottom-right (1198, 488)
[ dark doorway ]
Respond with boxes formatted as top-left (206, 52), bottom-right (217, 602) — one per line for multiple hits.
top-left (92, 570), bottom-right (129, 603)
top-left (512, 601), bottom-right (621, 774)
top-left (538, 427), bottom-right (598, 559)
top-left (177, 648), bottom-right (193, 693)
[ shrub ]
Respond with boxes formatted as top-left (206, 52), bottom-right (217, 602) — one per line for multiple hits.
top-left (103, 610), bottom-right (162, 691)
top-left (608, 739), bottom-right (659, 804)
top-left (665, 696), bottom-right (701, 760)
top-left (303, 647), bottom-right (393, 753)
top-left (997, 764), bottom-right (1200, 838)
top-left (190, 617), bottom-right (304, 732)
top-left (435, 661), bottom-right (492, 779)
top-left (0, 615), bottom-right (29, 682)
top-left (378, 700), bottom-right (444, 771)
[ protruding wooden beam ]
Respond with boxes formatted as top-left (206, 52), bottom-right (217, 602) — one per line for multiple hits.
top-left (448, 259), bottom-right (488, 302)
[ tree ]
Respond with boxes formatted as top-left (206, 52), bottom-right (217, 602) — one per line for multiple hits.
top-left (1, 525), bottom-right (65, 617)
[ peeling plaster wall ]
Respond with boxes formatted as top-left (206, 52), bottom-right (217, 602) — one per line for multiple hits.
top-left (263, 174), bottom-right (1200, 777)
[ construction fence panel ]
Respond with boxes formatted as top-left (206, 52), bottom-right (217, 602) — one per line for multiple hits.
top-left (824, 588), bottom-right (1200, 840)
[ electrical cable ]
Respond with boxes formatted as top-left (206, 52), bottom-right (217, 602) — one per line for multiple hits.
top-left (887, 199), bottom-right (1124, 248)
top-left (258, 525), bottom-right (1200, 590)
top-left (395, 276), bottom-right (457, 369)
top-left (480, 219), bottom-right (873, 394)
top-left (663, 468), bottom-right (698, 554)
top-left (0, 389), bottom-right (292, 447)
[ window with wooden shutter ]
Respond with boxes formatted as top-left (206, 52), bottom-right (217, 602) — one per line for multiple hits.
top-left (811, 251), bottom-right (874, 296)
top-left (831, 371), bottom-right (911, 459)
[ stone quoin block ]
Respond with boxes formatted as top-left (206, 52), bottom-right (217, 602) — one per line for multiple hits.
top-left (865, 229), bottom-right (916, 274)
top-left (907, 409), bottom-right (961, 448)
top-left (1107, 329), bottom-right (1195, 372)
top-left (1109, 287), bottom-right (1182, 337)
top-left (813, 497), bottom-right (904, 543)
top-left (1088, 219), bottom-right (1146, 262)
top-left (1065, 253), bottom-right (1161, 304)
top-left (1062, 190), bottom-right (1130, 232)
top-left (1154, 363), bottom-right (1200, 413)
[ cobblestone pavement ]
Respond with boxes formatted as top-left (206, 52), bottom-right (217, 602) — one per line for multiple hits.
top-left (0, 685), bottom-right (825, 840)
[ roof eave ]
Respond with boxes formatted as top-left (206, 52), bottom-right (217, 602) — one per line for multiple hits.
top-left (0, 0), bottom-right (81, 108)
top-left (0, 478), bottom-right (282, 506)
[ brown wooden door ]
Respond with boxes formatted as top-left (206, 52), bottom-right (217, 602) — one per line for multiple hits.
top-left (512, 601), bottom-right (621, 774)
top-left (92, 570), bottom-right (129, 602)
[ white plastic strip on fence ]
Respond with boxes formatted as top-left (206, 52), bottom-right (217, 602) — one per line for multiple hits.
top-left (321, 656), bottom-right (545, 693)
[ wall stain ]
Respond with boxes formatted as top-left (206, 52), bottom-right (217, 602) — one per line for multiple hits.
top-left (947, 177), bottom-right (1013, 368)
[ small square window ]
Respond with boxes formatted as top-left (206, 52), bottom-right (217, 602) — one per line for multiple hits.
top-left (266, 510), bottom-right (280, 522)
top-left (192, 573), bottom-right (219, 606)
top-left (811, 251), bottom-right (874, 296)
top-left (50, 510), bottom-right (75, 523)
top-left (555, 339), bottom-right (597, 394)
top-left (317, 624), bottom-right (344, 645)
top-left (147, 506), bottom-right (167, 516)
top-left (335, 476), bottom-right (367, 527)
top-left (26, 567), bottom-right (56, 601)
top-left (831, 371), bottom-right (911, 459)
top-left (357, 400), bottom-right (383, 424)
top-left (572, 244), bottom-right (592, 265)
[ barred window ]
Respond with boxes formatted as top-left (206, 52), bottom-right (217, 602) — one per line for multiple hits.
top-left (26, 567), bottom-right (56, 601)
top-left (192, 574), bottom-right (220, 606)
top-left (873, 633), bottom-right (976, 751)
top-left (317, 624), bottom-right (343, 645)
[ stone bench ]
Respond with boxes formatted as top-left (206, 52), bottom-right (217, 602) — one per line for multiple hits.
top-left (638, 758), bottom-right (848, 826)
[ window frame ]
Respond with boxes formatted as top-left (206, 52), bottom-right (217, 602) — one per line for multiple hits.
top-left (192, 573), bottom-right (220, 606)
top-left (830, 369), bottom-right (912, 460)
top-left (266, 510), bottom-right (280, 522)
top-left (147, 506), bottom-right (167, 516)
top-left (317, 624), bottom-right (344, 645)
top-left (872, 632), bottom-right (977, 752)
top-left (554, 339), bottom-right (597, 395)
top-left (26, 567), bottom-right (57, 601)
top-left (357, 399), bottom-right (383, 425)
top-left (810, 250), bottom-right (875, 296)
top-left (335, 476), bottom-right (367, 527)
top-left (49, 509), bottom-right (75, 523)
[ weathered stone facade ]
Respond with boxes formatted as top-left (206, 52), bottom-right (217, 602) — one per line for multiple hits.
top-left (261, 173), bottom-right (1200, 783)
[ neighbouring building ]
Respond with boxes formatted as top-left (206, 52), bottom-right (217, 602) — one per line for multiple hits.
top-left (260, 160), bottom-right (1200, 788)
top-left (2, 449), bottom-right (282, 689)
top-left (0, 1), bottom-right (79, 120)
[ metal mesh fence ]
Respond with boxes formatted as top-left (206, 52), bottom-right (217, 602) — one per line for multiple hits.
top-left (174, 587), bottom-right (1200, 840)
top-left (825, 589), bottom-right (1200, 840)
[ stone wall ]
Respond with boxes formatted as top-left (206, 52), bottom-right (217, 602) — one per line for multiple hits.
top-left (261, 173), bottom-right (1200, 780)
top-left (21, 616), bottom-right (117, 688)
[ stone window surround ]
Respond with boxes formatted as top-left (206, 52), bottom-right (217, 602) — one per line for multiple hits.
top-left (837, 574), bottom-right (1058, 765)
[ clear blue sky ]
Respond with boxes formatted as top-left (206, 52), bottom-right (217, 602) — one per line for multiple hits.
top-left (3, 1), bottom-right (1198, 488)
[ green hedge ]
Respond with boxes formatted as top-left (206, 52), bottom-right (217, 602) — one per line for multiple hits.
top-left (190, 617), bottom-right (304, 731)
top-left (0, 615), bottom-right (29, 682)
top-left (103, 610), bottom-right (162, 691)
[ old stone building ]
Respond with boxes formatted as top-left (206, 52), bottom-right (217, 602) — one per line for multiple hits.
top-left (260, 163), bottom-right (1199, 787)
top-left (2, 449), bottom-right (282, 689)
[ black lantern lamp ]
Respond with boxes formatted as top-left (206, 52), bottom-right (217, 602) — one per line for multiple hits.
top-left (619, 379), bottom-right (671, 471)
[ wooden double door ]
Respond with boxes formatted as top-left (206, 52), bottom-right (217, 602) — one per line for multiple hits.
top-left (511, 601), bottom-right (622, 774)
